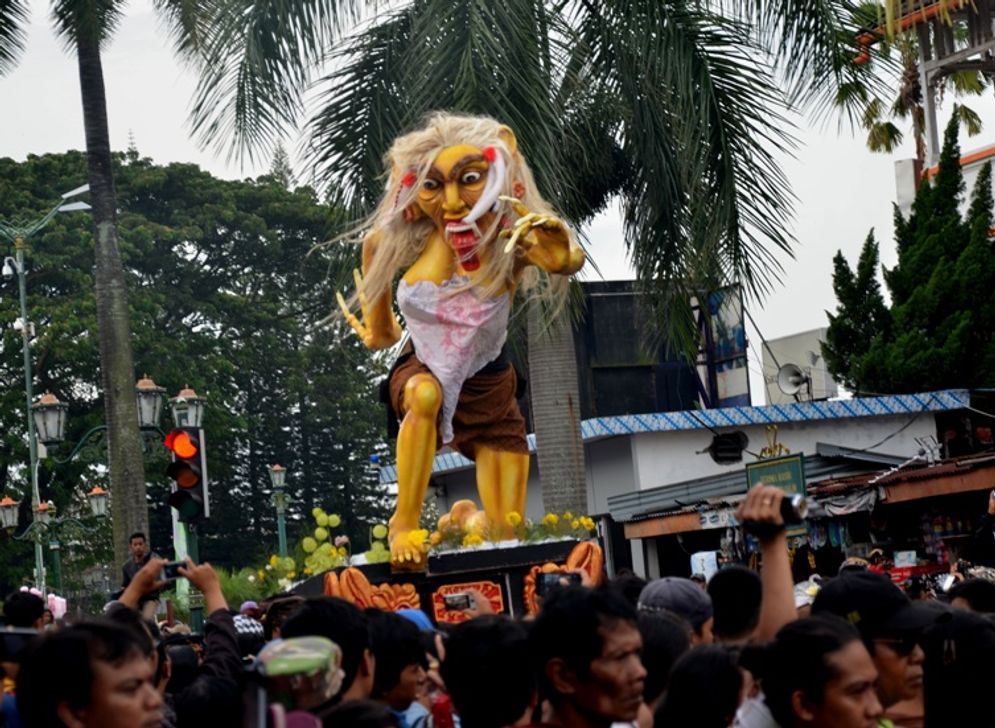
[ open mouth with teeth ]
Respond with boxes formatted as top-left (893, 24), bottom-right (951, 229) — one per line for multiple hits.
top-left (445, 221), bottom-right (481, 271)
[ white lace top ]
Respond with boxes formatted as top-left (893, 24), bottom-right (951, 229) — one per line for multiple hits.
top-left (396, 276), bottom-right (510, 444)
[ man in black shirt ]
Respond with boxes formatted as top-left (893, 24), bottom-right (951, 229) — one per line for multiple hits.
top-left (122, 532), bottom-right (160, 619)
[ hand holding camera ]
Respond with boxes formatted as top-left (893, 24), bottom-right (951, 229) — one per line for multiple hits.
top-left (737, 484), bottom-right (807, 542)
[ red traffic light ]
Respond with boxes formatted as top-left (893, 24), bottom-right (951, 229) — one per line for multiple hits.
top-left (164, 429), bottom-right (199, 459)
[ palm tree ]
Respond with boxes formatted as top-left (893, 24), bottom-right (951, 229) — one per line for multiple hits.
top-left (181, 0), bottom-right (887, 514)
top-left (852, 4), bottom-right (987, 168)
top-left (0, 1), bottom-right (204, 566)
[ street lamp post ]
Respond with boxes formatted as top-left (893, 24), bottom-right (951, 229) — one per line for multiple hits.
top-left (0, 185), bottom-right (91, 593)
top-left (269, 465), bottom-right (289, 558)
top-left (12, 382), bottom-right (160, 597)
top-left (0, 486), bottom-right (109, 593)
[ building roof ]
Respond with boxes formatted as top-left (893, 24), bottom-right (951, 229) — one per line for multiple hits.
top-left (810, 452), bottom-right (995, 496)
top-left (379, 389), bottom-right (969, 484)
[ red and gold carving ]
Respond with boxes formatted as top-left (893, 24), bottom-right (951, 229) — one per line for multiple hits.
top-left (523, 541), bottom-right (605, 615)
top-left (323, 567), bottom-right (420, 611)
top-left (430, 581), bottom-right (504, 624)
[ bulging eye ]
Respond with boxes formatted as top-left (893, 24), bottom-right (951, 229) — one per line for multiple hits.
top-left (422, 179), bottom-right (440, 191)
top-left (461, 171), bottom-right (482, 184)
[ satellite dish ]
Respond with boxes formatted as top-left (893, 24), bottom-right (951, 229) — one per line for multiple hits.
top-left (776, 363), bottom-right (810, 397)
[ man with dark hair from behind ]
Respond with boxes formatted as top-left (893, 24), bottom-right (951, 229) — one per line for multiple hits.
top-left (636, 610), bottom-right (690, 711)
top-left (16, 620), bottom-right (163, 728)
top-left (655, 645), bottom-right (743, 728)
top-left (707, 565), bottom-right (762, 644)
top-left (947, 577), bottom-right (995, 613)
top-left (3, 590), bottom-right (46, 728)
top-left (530, 586), bottom-right (647, 728)
top-left (439, 615), bottom-right (536, 728)
top-left (3, 592), bottom-right (45, 631)
top-left (607, 569), bottom-right (646, 609)
top-left (365, 610), bottom-right (428, 728)
top-left (918, 607), bottom-right (995, 726)
top-left (280, 597), bottom-right (375, 709)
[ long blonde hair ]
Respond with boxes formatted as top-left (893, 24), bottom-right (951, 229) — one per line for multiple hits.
top-left (356, 112), bottom-right (572, 304)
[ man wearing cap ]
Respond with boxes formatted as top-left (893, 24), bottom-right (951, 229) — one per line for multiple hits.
top-left (638, 577), bottom-right (714, 645)
top-left (812, 570), bottom-right (939, 727)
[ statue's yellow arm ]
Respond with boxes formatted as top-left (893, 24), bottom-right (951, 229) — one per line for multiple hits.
top-left (358, 231), bottom-right (402, 349)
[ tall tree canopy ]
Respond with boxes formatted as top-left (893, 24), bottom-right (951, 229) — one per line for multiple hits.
top-left (0, 151), bottom-right (390, 594)
top-left (824, 113), bottom-right (995, 394)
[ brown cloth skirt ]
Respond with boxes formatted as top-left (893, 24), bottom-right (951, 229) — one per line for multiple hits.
top-left (388, 352), bottom-right (528, 461)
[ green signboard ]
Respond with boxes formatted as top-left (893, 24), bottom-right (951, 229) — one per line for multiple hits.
top-left (745, 454), bottom-right (806, 536)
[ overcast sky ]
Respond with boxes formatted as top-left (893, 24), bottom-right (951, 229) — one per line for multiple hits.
top-left (2, 0), bottom-right (993, 405)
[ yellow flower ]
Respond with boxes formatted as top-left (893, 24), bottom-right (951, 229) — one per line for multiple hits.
top-left (581, 517), bottom-right (596, 531)
top-left (314, 527), bottom-right (329, 542)
top-left (303, 567), bottom-right (313, 575)
top-left (287, 571), bottom-right (296, 579)
top-left (268, 554), bottom-right (279, 567)
top-left (257, 569), bottom-right (265, 581)
top-left (505, 511), bottom-right (522, 527)
top-left (338, 547), bottom-right (348, 557)
top-left (563, 511), bottom-right (574, 521)
top-left (571, 519), bottom-right (580, 530)
top-left (327, 514), bottom-right (342, 528)
top-left (407, 529), bottom-right (429, 548)
top-left (372, 524), bottom-right (388, 540)
top-left (543, 513), bottom-right (559, 527)
top-left (302, 537), bottom-right (318, 553)
top-left (462, 533), bottom-right (484, 547)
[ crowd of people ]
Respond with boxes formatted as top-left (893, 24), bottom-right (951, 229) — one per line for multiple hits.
top-left (2, 484), bottom-right (994, 728)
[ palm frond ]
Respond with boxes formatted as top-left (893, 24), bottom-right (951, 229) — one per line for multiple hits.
top-left (152, 0), bottom-right (213, 60)
top-left (956, 103), bottom-right (983, 136)
top-left (707, 0), bottom-right (897, 126)
top-left (187, 0), bottom-right (363, 163)
top-left (948, 69), bottom-right (985, 95)
top-left (578, 1), bottom-right (796, 352)
top-left (304, 8), bottom-right (416, 216)
top-left (50, 0), bottom-right (126, 50)
top-left (0, 0), bottom-right (30, 75)
top-left (866, 120), bottom-right (903, 151)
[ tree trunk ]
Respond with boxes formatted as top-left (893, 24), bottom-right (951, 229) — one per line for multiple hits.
top-left (76, 38), bottom-right (147, 568)
top-left (527, 301), bottom-right (586, 515)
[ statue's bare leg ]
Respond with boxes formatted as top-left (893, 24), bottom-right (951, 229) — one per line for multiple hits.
top-left (390, 373), bottom-right (441, 567)
top-left (475, 445), bottom-right (529, 540)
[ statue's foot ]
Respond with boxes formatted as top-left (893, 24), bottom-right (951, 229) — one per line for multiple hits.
top-left (389, 527), bottom-right (428, 571)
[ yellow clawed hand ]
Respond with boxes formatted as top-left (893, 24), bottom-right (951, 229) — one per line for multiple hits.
top-left (498, 195), bottom-right (565, 255)
top-left (336, 268), bottom-right (400, 349)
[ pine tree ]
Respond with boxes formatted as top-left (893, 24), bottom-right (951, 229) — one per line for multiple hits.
top-left (825, 113), bottom-right (995, 394)
top-left (822, 232), bottom-right (890, 392)
top-left (268, 143), bottom-right (296, 190)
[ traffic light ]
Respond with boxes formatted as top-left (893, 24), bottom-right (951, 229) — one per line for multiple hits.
top-left (164, 427), bottom-right (209, 521)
